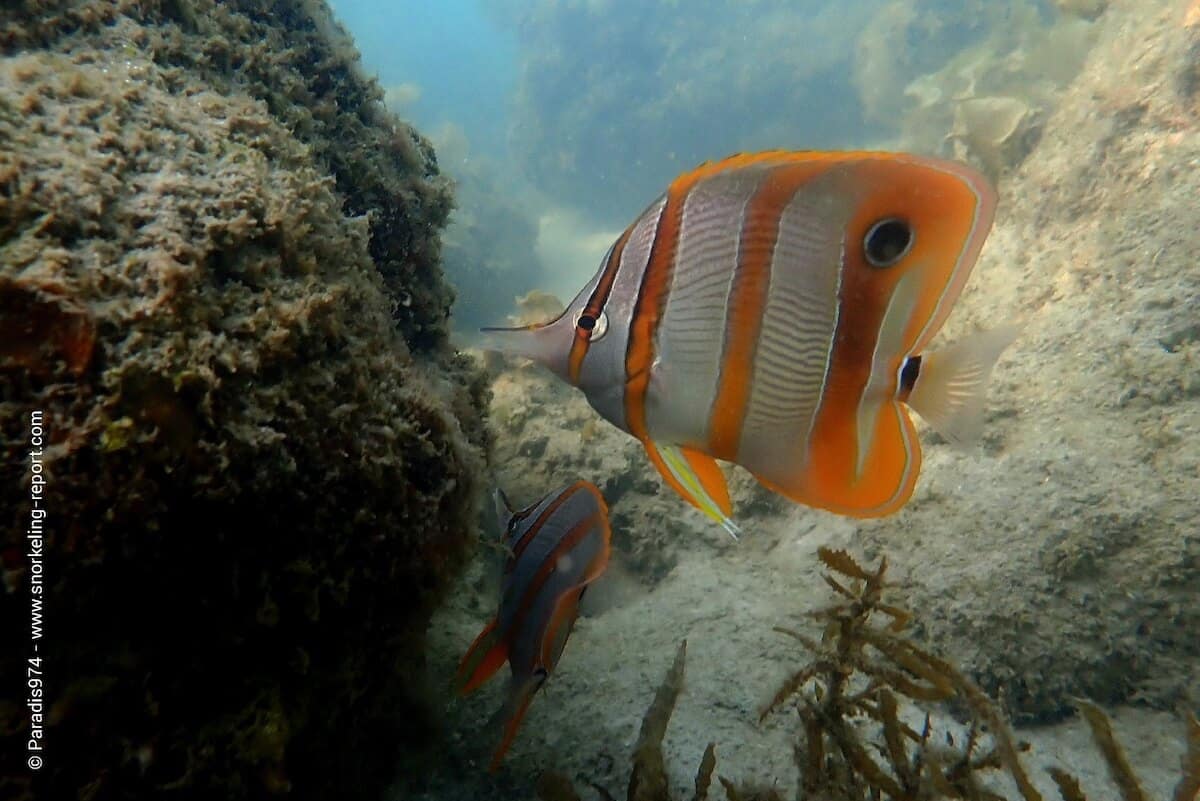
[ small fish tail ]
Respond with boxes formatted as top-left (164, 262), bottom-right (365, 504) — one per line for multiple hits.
top-left (906, 325), bottom-right (1020, 445)
top-left (486, 676), bottom-right (542, 772)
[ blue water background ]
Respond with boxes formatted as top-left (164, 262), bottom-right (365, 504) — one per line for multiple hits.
top-left (328, 0), bottom-right (517, 161)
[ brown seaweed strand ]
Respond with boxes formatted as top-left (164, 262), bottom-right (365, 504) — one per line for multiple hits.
top-left (879, 689), bottom-right (916, 792)
top-left (772, 625), bottom-right (825, 654)
top-left (1174, 709), bottom-right (1200, 801)
top-left (693, 742), bottom-right (717, 801)
top-left (797, 710), bottom-right (824, 799)
top-left (817, 546), bottom-right (871, 580)
top-left (857, 697), bottom-right (925, 743)
top-left (823, 573), bottom-right (860, 601)
top-left (759, 665), bottom-right (818, 723)
top-left (856, 630), bottom-right (954, 700)
top-left (1075, 699), bottom-right (1148, 801)
top-left (717, 775), bottom-right (742, 801)
top-left (876, 602), bottom-right (912, 632)
top-left (920, 748), bottom-right (960, 798)
top-left (904, 643), bottom-right (1042, 801)
top-left (823, 712), bottom-right (905, 798)
top-left (1048, 768), bottom-right (1088, 801)
top-left (628, 640), bottom-right (688, 801)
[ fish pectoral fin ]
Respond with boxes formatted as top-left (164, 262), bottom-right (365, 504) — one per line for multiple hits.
top-left (455, 618), bottom-right (508, 696)
top-left (907, 325), bottom-right (1020, 446)
top-left (486, 674), bottom-right (545, 772)
top-left (644, 441), bottom-right (741, 539)
top-left (540, 592), bottom-right (581, 671)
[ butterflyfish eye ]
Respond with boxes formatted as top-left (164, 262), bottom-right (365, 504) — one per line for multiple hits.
top-left (863, 218), bottom-right (914, 268)
top-left (572, 309), bottom-right (609, 342)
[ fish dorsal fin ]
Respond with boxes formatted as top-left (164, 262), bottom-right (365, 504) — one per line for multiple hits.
top-left (906, 326), bottom-right (1020, 446)
top-left (643, 441), bottom-right (741, 539)
top-left (455, 618), bottom-right (508, 696)
top-left (493, 487), bottom-right (515, 535)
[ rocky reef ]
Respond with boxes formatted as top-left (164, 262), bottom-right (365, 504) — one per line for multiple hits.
top-left (0, 1), bottom-right (488, 799)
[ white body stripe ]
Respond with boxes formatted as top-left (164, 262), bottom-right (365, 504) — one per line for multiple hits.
top-left (854, 269), bottom-right (920, 482)
top-left (735, 187), bottom-right (844, 479)
top-left (899, 154), bottom-right (992, 354)
top-left (645, 171), bottom-right (760, 445)
top-left (578, 195), bottom-right (668, 432)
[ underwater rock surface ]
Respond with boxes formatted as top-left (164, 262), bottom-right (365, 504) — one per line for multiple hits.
top-left (0, 1), bottom-right (487, 799)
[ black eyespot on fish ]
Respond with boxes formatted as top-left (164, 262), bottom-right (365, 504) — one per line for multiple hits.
top-left (900, 355), bottom-right (922, 395)
top-left (864, 218), bottom-right (914, 268)
top-left (572, 309), bottom-right (610, 342)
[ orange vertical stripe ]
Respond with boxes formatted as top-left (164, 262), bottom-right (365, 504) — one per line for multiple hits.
top-left (768, 156), bottom-right (984, 515)
top-left (623, 182), bottom-right (705, 438)
top-left (707, 169), bottom-right (791, 458)
top-left (568, 227), bottom-right (634, 385)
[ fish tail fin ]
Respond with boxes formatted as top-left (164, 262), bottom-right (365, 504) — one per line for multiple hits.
top-left (486, 676), bottom-right (543, 772)
top-left (456, 619), bottom-right (508, 696)
top-left (906, 325), bottom-right (1020, 445)
top-left (645, 441), bottom-right (741, 540)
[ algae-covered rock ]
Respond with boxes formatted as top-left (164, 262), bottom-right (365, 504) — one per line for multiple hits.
top-left (0, 2), bottom-right (488, 800)
top-left (948, 95), bottom-right (1044, 181)
top-left (858, 0), bottom-right (1094, 179)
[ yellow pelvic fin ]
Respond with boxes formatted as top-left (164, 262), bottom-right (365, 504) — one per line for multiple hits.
top-left (643, 440), bottom-right (741, 539)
